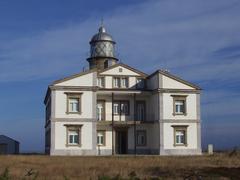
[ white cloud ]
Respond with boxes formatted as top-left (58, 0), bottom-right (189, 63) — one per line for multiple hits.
top-left (1, 0), bottom-right (240, 83)
top-left (1, 0), bottom-right (240, 150)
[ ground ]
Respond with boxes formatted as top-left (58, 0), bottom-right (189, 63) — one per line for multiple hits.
top-left (0, 153), bottom-right (240, 179)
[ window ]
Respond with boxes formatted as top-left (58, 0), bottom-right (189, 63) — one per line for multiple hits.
top-left (97, 101), bottom-right (105, 121)
top-left (113, 102), bottom-right (120, 114)
top-left (65, 93), bottom-right (82, 114)
top-left (136, 78), bottom-right (145, 89)
top-left (121, 78), bottom-right (128, 88)
top-left (175, 100), bottom-right (185, 114)
top-left (65, 125), bottom-right (82, 146)
top-left (68, 130), bottom-right (79, 145)
top-left (113, 77), bottom-right (121, 88)
top-left (113, 77), bottom-right (129, 88)
top-left (121, 101), bottom-right (129, 115)
top-left (69, 98), bottom-right (79, 112)
top-left (97, 131), bottom-right (105, 146)
top-left (172, 95), bottom-right (187, 115)
top-left (137, 130), bottom-right (147, 146)
top-left (113, 101), bottom-right (130, 115)
top-left (172, 125), bottom-right (188, 146)
top-left (97, 77), bottom-right (105, 88)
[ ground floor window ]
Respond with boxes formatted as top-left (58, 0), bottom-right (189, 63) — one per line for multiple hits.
top-left (172, 125), bottom-right (188, 146)
top-left (136, 130), bottom-right (147, 146)
top-left (97, 131), bottom-right (105, 146)
top-left (64, 125), bottom-right (82, 146)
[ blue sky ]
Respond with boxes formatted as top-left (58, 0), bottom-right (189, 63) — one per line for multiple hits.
top-left (0, 0), bottom-right (239, 152)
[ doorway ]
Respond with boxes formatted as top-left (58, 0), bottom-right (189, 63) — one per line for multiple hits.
top-left (115, 130), bottom-right (128, 154)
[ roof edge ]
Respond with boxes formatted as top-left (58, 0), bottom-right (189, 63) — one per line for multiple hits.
top-left (147, 69), bottom-right (201, 90)
top-left (98, 63), bottom-right (148, 77)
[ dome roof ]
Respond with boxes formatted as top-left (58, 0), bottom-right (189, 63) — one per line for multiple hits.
top-left (90, 26), bottom-right (115, 43)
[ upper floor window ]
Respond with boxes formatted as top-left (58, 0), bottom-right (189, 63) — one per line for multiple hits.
top-left (113, 102), bottom-right (120, 114)
top-left (65, 93), bottom-right (82, 114)
top-left (113, 77), bottom-right (121, 88)
top-left (121, 78), bottom-right (128, 88)
top-left (113, 101), bottom-right (129, 115)
top-left (175, 100), bottom-right (185, 114)
top-left (69, 98), bottom-right (79, 112)
top-left (171, 95), bottom-right (187, 116)
top-left (97, 77), bottom-right (105, 88)
top-left (113, 77), bottom-right (128, 88)
top-left (136, 78), bottom-right (145, 89)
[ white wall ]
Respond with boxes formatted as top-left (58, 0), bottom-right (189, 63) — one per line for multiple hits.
top-left (162, 93), bottom-right (197, 120)
top-left (100, 65), bottom-right (141, 76)
top-left (161, 75), bottom-right (194, 89)
top-left (54, 90), bottom-right (94, 119)
top-left (163, 123), bottom-right (198, 149)
top-left (97, 131), bottom-right (112, 150)
top-left (55, 72), bottom-right (95, 86)
top-left (54, 122), bottom-right (94, 150)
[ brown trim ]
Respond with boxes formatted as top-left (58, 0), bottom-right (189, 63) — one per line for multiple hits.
top-left (98, 88), bottom-right (151, 92)
top-left (97, 130), bottom-right (106, 146)
top-left (65, 93), bottom-right (82, 114)
top-left (50, 86), bottom-right (97, 91)
top-left (153, 88), bottom-right (200, 94)
top-left (64, 125), bottom-right (82, 147)
top-left (172, 95), bottom-right (187, 116)
top-left (98, 63), bottom-right (148, 77)
top-left (136, 130), bottom-right (147, 146)
top-left (172, 125), bottom-right (188, 147)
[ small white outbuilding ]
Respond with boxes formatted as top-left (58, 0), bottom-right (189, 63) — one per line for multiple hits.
top-left (0, 135), bottom-right (19, 154)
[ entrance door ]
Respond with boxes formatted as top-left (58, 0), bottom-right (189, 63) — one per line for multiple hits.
top-left (97, 101), bottom-right (105, 121)
top-left (137, 101), bottom-right (145, 121)
top-left (116, 130), bottom-right (127, 154)
top-left (0, 144), bottom-right (7, 154)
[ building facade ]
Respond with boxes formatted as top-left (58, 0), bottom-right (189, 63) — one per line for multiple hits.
top-left (44, 26), bottom-right (202, 156)
top-left (0, 135), bottom-right (19, 154)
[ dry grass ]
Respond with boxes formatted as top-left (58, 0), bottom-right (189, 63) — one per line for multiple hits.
top-left (0, 152), bottom-right (240, 179)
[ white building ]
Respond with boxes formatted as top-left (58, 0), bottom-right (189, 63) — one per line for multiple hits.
top-left (0, 135), bottom-right (19, 154)
top-left (44, 26), bottom-right (202, 156)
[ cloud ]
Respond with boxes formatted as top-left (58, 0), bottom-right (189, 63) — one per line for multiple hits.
top-left (0, 0), bottom-right (240, 83)
top-left (0, 0), bottom-right (240, 151)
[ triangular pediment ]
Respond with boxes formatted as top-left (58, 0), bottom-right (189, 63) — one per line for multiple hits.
top-left (53, 69), bottom-right (97, 86)
top-left (159, 70), bottom-right (201, 90)
top-left (99, 63), bottom-right (147, 77)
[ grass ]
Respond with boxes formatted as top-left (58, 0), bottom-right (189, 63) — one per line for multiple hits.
top-left (0, 152), bottom-right (240, 179)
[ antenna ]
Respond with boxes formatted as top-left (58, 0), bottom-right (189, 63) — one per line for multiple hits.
top-left (100, 17), bottom-right (104, 27)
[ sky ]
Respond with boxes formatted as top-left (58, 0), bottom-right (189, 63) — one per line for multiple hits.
top-left (0, 0), bottom-right (239, 152)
